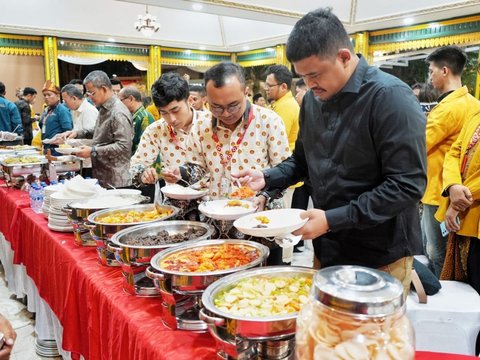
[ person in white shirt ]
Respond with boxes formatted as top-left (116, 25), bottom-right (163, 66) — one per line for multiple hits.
top-left (60, 84), bottom-right (98, 177)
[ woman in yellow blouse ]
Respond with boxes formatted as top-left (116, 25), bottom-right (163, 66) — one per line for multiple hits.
top-left (436, 110), bottom-right (480, 293)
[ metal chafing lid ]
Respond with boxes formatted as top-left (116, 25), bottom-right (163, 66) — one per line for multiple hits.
top-left (312, 265), bottom-right (404, 316)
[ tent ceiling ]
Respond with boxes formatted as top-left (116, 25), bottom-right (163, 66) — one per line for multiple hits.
top-left (1, 0), bottom-right (479, 52)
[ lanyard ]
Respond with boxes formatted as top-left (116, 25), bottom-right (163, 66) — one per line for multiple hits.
top-left (41, 106), bottom-right (56, 134)
top-left (212, 105), bottom-right (254, 167)
top-left (460, 125), bottom-right (480, 175)
top-left (167, 125), bottom-right (187, 151)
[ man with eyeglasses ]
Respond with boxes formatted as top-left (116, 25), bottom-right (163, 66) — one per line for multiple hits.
top-left (264, 65), bottom-right (299, 153)
top-left (163, 62), bottom-right (290, 201)
top-left (118, 86), bottom-right (155, 154)
top-left (162, 62), bottom-right (290, 264)
top-left (234, 8), bottom-right (427, 294)
top-left (62, 70), bottom-right (133, 187)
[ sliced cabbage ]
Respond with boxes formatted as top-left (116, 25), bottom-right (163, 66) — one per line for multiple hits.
top-left (214, 275), bottom-right (312, 318)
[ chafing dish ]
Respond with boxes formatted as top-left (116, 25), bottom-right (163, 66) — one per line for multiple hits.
top-left (108, 221), bottom-right (214, 297)
top-left (45, 155), bottom-right (82, 173)
top-left (1, 155), bottom-right (47, 177)
top-left (62, 194), bottom-right (150, 247)
top-left (85, 204), bottom-right (178, 266)
top-left (200, 266), bottom-right (315, 359)
top-left (147, 240), bottom-right (269, 331)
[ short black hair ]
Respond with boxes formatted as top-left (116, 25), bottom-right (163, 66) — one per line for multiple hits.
top-left (296, 78), bottom-right (306, 88)
top-left (204, 62), bottom-right (246, 88)
top-left (110, 78), bottom-right (123, 88)
top-left (69, 79), bottom-right (83, 86)
top-left (286, 7), bottom-right (353, 63)
top-left (151, 72), bottom-right (189, 108)
top-left (69, 79), bottom-right (85, 94)
top-left (426, 46), bottom-right (468, 76)
top-left (265, 65), bottom-right (293, 90)
top-left (253, 93), bottom-right (264, 103)
top-left (189, 84), bottom-right (206, 96)
top-left (23, 87), bottom-right (37, 96)
top-left (0, 81), bottom-right (5, 95)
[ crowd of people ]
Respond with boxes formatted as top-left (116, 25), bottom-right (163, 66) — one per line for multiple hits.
top-left (1, 7), bottom-right (480, 358)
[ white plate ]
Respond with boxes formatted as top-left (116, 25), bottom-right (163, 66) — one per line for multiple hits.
top-left (106, 188), bottom-right (141, 196)
top-left (161, 184), bottom-right (208, 200)
top-left (47, 223), bottom-right (73, 232)
top-left (233, 208), bottom-right (308, 237)
top-left (199, 199), bottom-right (257, 221)
top-left (55, 147), bottom-right (81, 155)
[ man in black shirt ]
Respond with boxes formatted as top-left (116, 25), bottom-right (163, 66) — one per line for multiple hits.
top-left (234, 8), bottom-right (427, 293)
top-left (14, 87), bottom-right (37, 145)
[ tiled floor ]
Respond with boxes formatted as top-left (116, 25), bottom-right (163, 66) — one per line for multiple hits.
top-left (0, 242), bottom-right (313, 360)
top-left (0, 265), bottom-right (62, 360)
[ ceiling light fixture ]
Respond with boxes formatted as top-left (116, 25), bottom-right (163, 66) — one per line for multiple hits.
top-left (135, 5), bottom-right (160, 37)
top-left (403, 17), bottom-right (414, 25)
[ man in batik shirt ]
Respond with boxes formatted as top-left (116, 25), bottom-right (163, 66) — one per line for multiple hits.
top-left (130, 72), bottom-right (209, 219)
top-left (163, 62), bottom-right (291, 264)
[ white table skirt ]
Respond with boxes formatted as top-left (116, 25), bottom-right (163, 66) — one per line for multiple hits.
top-left (0, 232), bottom-right (81, 360)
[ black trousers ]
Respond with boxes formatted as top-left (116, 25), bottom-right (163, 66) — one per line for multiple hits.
top-left (468, 237), bottom-right (480, 295)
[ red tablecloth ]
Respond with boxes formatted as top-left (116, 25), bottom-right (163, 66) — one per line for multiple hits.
top-left (0, 185), bottom-right (477, 360)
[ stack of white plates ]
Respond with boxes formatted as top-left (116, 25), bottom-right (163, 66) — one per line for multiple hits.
top-left (35, 338), bottom-right (60, 358)
top-left (47, 176), bottom-right (104, 232)
top-left (43, 183), bottom-right (64, 218)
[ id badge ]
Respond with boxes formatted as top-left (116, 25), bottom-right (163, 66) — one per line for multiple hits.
top-left (220, 177), bottom-right (230, 198)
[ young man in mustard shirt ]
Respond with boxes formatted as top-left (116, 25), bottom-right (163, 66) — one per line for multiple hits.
top-left (422, 46), bottom-right (480, 277)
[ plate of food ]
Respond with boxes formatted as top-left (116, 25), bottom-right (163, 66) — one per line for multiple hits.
top-left (199, 199), bottom-right (257, 221)
top-left (161, 184), bottom-right (208, 200)
top-left (233, 208), bottom-right (308, 237)
top-left (55, 147), bottom-right (81, 155)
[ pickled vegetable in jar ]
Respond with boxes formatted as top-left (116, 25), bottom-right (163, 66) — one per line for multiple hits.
top-left (296, 266), bottom-right (414, 360)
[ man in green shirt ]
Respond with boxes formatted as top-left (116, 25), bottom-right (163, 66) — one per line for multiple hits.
top-left (118, 86), bottom-right (155, 154)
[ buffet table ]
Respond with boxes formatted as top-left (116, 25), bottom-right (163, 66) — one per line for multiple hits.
top-left (0, 183), bottom-right (477, 360)
top-left (0, 184), bottom-right (216, 360)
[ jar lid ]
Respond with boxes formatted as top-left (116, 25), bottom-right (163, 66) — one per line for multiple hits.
top-left (312, 265), bottom-right (404, 316)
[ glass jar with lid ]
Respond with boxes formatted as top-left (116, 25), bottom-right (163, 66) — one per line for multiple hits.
top-left (296, 265), bottom-right (414, 360)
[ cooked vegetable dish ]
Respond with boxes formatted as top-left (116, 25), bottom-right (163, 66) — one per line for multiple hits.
top-left (97, 208), bottom-right (173, 224)
top-left (214, 275), bottom-right (312, 317)
top-left (160, 243), bottom-right (260, 272)
top-left (230, 186), bottom-right (255, 199)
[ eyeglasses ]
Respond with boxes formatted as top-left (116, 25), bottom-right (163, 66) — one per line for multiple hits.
top-left (210, 103), bottom-right (242, 116)
top-left (86, 90), bottom-right (97, 97)
top-left (119, 96), bottom-right (128, 102)
top-left (264, 83), bottom-right (280, 90)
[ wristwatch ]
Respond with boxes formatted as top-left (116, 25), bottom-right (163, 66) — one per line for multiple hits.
top-left (91, 146), bottom-right (98, 158)
top-left (257, 190), bottom-right (272, 204)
